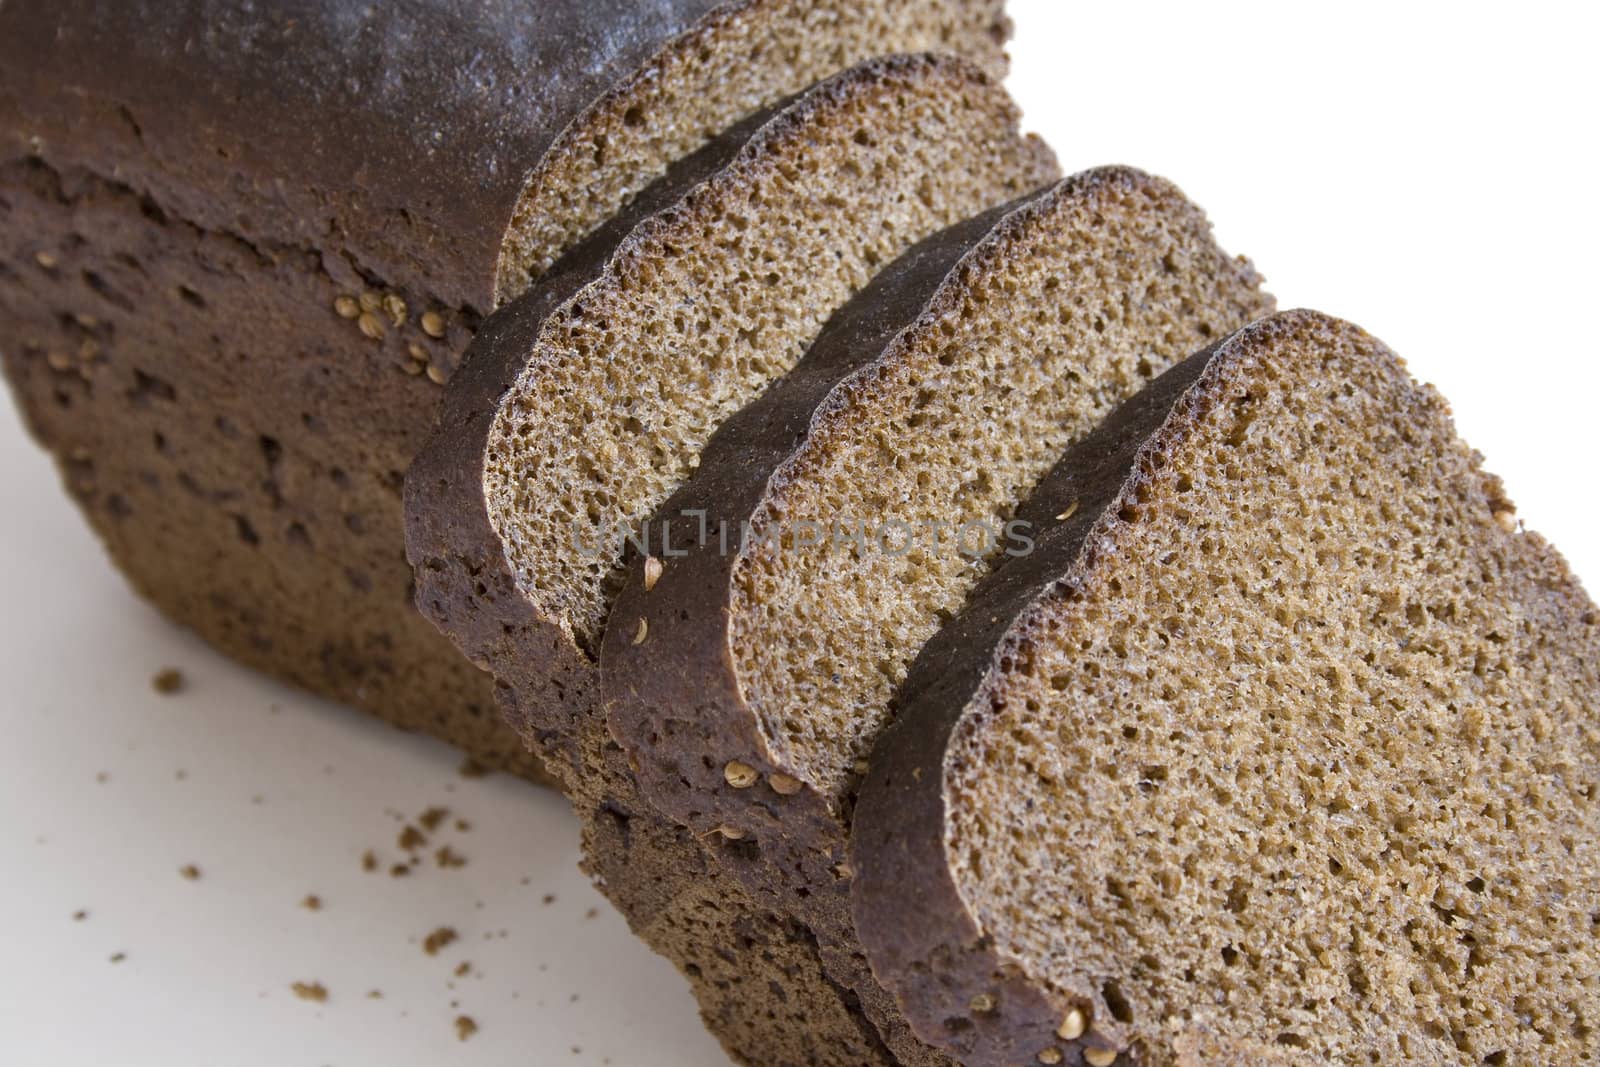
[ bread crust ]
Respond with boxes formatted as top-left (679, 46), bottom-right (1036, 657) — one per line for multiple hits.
top-left (0, 0), bottom-right (729, 311)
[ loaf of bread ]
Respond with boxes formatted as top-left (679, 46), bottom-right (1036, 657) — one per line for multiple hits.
top-left (407, 53), bottom-right (1057, 786)
top-left (0, 0), bottom-right (1009, 777)
top-left (405, 55), bottom-right (1054, 1064)
top-left (599, 167), bottom-right (1269, 1059)
top-left (852, 310), bottom-right (1600, 1065)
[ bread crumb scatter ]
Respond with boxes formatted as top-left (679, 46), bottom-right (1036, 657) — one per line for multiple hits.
top-left (290, 981), bottom-right (328, 1003)
top-left (151, 668), bottom-right (185, 694)
top-left (422, 927), bottom-right (458, 956)
top-left (455, 1015), bottom-right (478, 1042)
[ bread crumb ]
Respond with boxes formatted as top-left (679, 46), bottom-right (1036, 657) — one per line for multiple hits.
top-left (436, 846), bottom-right (466, 869)
top-left (584, 908), bottom-right (598, 920)
top-left (291, 981), bottom-right (328, 1003)
top-left (361, 850), bottom-right (378, 872)
top-left (423, 927), bottom-right (458, 956)
top-left (454, 818), bottom-right (472, 833)
top-left (454, 961), bottom-right (472, 978)
top-left (109, 952), bottom-right (126, 964)
top-left (366, 989), bottom-right (383, 1000)
top-left (72, 910), bottom-right (89, 921)
top-left (418, 806), bottom-right (450, 833)
top-left (390, 864), bottom-right (411, 878)
top-left (179, 864), bottom-right (201, 881)
top-left (301, 895), bottom-right (322, 911)
top-left (151, 668), bottom-right (185, 694)
top-left (398, 824), bottom-right (427, 851)
top-left (541, 894), bottom-right (556, 906)
top-left (95, 772), bottom-right (109, 784)
top-left (454, 1015), bottom-right (478, 1042)
top-left (458, 758), bottom-right (489, 779)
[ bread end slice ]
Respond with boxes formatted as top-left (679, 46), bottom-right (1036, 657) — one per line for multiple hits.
top-left (853, 310), bottom-right (1600, 1066)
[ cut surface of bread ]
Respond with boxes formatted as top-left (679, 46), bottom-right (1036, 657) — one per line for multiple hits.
top-left (409, 53), bottom-right (1057, 783)
top-left (852, 310), bottom-right (1600, 1066)
top-left (602, 167), bottom-right (1268, 1062)
top-left (405, 55), bottom-right (1053, 1065)
top-left (0, 0), bottom-right (1009, 778)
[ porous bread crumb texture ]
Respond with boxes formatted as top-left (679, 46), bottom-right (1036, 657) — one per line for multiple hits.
top-left (485, 57), bottom-right (1057, 652)
top-left (495, 0), bottom-right (1010, 301)
top-left (944, 317), bottom-right (1600, 1064)
top-left (728, 172), bottom-right (1272, 798)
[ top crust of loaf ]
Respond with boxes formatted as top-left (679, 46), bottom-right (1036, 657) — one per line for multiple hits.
top-left (851, 310), bottom-right (1600, 1066)
top-left (0, 0), bottom-right (727, 308)
top-left (0, 0), bottom-right (1010, 311)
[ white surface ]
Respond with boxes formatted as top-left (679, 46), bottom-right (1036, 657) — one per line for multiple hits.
top-left (2, 3), bottom-right (1596, 1065)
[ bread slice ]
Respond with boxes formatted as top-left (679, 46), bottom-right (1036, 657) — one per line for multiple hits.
top-left (600, 166), bottom-right (1269, 1059)
top-left (852, 310), bottom-right (1600, 1066)
top-left (0, 1), bottom-right (1009, 778)
top-left (406, 53), bottom-right (1057, 786)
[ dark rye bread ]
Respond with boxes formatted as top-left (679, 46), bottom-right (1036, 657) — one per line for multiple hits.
top-left (403, 56), bottom-right (1054, 1065)
top-left (406, 54), bottom-right (1057, 787)
top-left (601, 168), bottom-right (1268, 1062)
top-left (852, 310), bottom-right (1600, 1066)
top-left (0, 0), bottom-right (1008, 778)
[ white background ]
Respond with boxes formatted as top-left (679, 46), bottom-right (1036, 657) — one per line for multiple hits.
top-left (3, 2), bottom-right (1596, 1064)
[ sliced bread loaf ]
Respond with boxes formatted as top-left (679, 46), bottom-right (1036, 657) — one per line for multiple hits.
top-left (406, 53), bottom-right (1058, 787)
top-left (404, 54), bottom-right (1054, 1064)
top-left (0, 0), bottom-right (1009, 777)
top-left (600, 167), bottom-right (1270, 1060)
top-left (852, 310), bottom-right (1600, 1066)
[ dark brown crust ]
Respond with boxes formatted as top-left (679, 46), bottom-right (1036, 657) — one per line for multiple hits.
top-left (0, 0), bottom-right (728, 312)
top-left (847, 311), bottom-right (1458, 1066)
